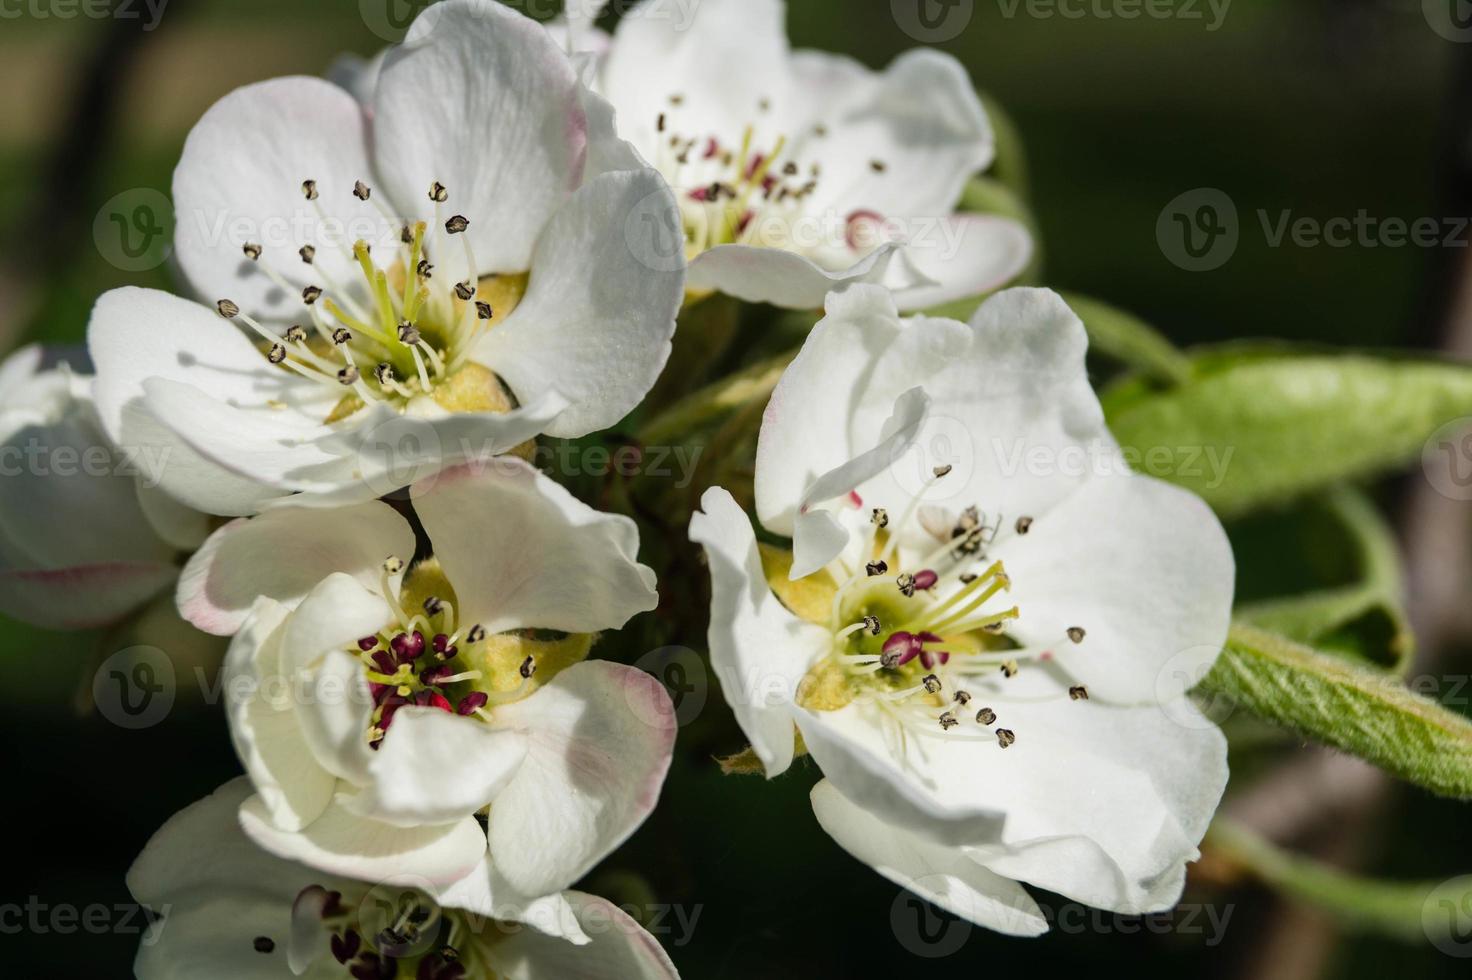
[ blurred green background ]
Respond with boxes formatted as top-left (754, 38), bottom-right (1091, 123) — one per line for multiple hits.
top-left (3, 1), bottom-right (1471, 977)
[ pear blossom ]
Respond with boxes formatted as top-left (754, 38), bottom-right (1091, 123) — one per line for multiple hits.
top-left (0, 345), bottom-right (206, 629)
top-left (128, 777), bottom-right (681, 979)
top-left (567, 0), bottom-right (1033, 310)
top-left (88, 0), bottom-right (684, 516)
top-left (177, 460), bottom-right (675, 901)
top-left (689, 285), bottom-right (1234, 934)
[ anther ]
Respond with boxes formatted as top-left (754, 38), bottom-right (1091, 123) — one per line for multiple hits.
top-left (1067, 626), bottom-right (1087, 644)
top-left (400, 225), bottom-right (414, 244)
top-left (896, 573), bottom-right (916, 598)
top-left (352, 180), bottom-right (371, 201)
top-left (922, 674), bottom-right (942, 695)
top-left (870, 160), bottom-right (888, 173)
top-left (454, 281), bottom-right (475, 301)
top-left (302, 286), bottom-right (322, 305)
top-left (417, 259), bottom-right (434, 279)
top-left (301, 179), bottom-right (318, 200)
top-left (382, 556), bottom-right (405, 574)
top-left (866, 560), bottom-right (888, 577)
top-left (445, 215), bottom-right (469, 235)
top-left (863, 614), bottom-right (881, 636)
top-left (475, 301), bottom-right (493, 320)
top-left (953, 690), bottom-right (972, 706)
top-left (996, 728), bottom-right (1016, 749)
top-left (959, 572), bottom-right (978, 584)
top-left (374, 363), bottom-right (395, 385)
top-left (424, 596), bottom-right (444, 616)
top-left (332, 327), bottom-right (352, 345)
top-left (657, 112), bottom-right (666, 132)
top-left (976, 706), bottom-right (996, 725)
top-left (253, 937), bottom-right (275, 954)
top-left (268, 344), bottom-right (287, 364)
top-left (1070, 685), bottom-right (1089, 701)
top-left (912, 570), bottom-right (938, 591)
top-left (933, 464), bottom-right (953, 478)
top-left (285, 325), bottom-right (308, 343)
top-left (872, 508), bottom-right (889, 528)
top-left (216, 299), bottom-right (240, 319)
top-left (429, 181), bottom-right (448, 203)
top-left (357, 636), bottom-right (379, 652)
top-left (457, 692), bottom-right (488, 715)
top-left (1015, 516), bottom-right (1034, 535)
top-left (519, 656), bottom-right (536, 680)
top-left (299, 244), bottom-right (316, 264)
top-left (1000, 660), bottom-right (1019, 678)
top-left (466, 624), bottom-right (486, 643)
top-left (938, 712), bottom-right (958, 731)
top-left (397, 322), bottom-right (422, 345)
top-left (337, 365), bottom-right (359, 385)
top-left (242, 243), bottom-right (262, 261)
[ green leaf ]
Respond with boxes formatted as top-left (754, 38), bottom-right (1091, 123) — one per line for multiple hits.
top-left (1206, 819), bottom-right (1466, 943)
top-left (1057, 292), bottom-right (1191, 384)
top-left (1237, 487), bottom-right (1413, 672)
top-left (1201, 623), bottom-right (1472, 799)
top-left (1104, 350), bottom-right (1472, 517)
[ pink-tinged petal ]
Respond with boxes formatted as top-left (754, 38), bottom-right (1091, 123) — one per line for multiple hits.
top-left (890, 214), bottom-right (1034, 312)
top-left (686, 241), bottom-right (899, 311)
top-left (373, 0), bottom-right (587, 273)
top-left (0, 561), bottom-right (175, 630)
top-left (177, 500), bottom-right (414, 636)
top-left (488, 892), bottom-right (680, 979)
top-left (484, 661), bottom-right (675, 897)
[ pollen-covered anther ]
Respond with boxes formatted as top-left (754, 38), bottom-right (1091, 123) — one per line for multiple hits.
top-left (397, 322), bottom-right (422, 345)
top-left (1070, 685), bottom-right (1089, 701)
top-left (871, 508), bottom-right (889, 528)
top-left (475, 301), bottom-right (493, 320)
top-left (242, 243), bottom-right (262, 261)
top-left (298, 244), bottom-right (316, 264)
top-left (337, 365), bottom-right (359, 386)
top-left (519, 656), bottom-right (536, 680)
top-left (400, 225), bottom-right (414, 245)
top-left (996, 728), bottom-right (1016, 749)
top-left (285, 325), bottom-right (308, 343)
top-left (216, 298), bottom-right (240, 319)
top-left (863, 614), bottom-right (882, 636)
top-left (1067, 626), bottom-right (1087, 644)
top-left (866, 560), bottom-right (888, 577)
top-left (423, 596), bottom-right (444, 616)
top-left (870, 159), bottom-right (888, 173)
top-left (454, 280), bottom-right (475, 301)
top-left (896, 573), bottom-right (916, 598)
top-left (302, 285), bottom-right (322, 305)
top-left (332, 327), bottom-right (352, 345)
top-left (932, 464), bottom-right (953, 478)
top-left (976, 706), bottom-right (997, 725)
top-left (1015, 515), bottom-right (1034, 535)
top-left (938, 712), bottom-right (958, 731)
top-left (301, 179), bottom-right (318, 200)
top-left (922, 674), bottom-right (942, 695)
top-left (429, 181), bottom-right (449, 203)
top-left (267, 344), bottom-right (287, 364)
top-left (417, 259), bottom-right (434, 279)
top-left (1000, 659), bottom-right (1019, 678)
top-left (382, 556), bottom-right (405, 574)
top-left (466, 624), bottom-right (486, 643)
top-left (445, 214), bottom-right (470, 235)
top-left (352, 180), bottom-right (371, 201)
top-left (953, 690), bottom-right (972, 706)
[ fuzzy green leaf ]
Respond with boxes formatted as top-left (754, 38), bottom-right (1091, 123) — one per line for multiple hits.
top-left (1201, 624), bottom-right (1472, 798)
top-left (1104, 351), bottom-right (1472, 517)
top-left (1058, 292), bottom-right (1191, 384)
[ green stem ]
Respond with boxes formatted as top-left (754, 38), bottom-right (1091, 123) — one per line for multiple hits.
top-left (637, 347), bottom-right (798, 446)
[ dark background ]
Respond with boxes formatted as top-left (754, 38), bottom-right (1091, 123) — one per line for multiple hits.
top-left (2, 1), bottom-right (1471, 977)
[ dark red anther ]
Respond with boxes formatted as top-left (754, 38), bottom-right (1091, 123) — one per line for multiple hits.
top-left (689, 186), bottom-right (710, 202)
top-left (371, 651), bottom-right (397, 675)
top-left (917, 631), bottom-right (943, 644)
top-left (357, 636), bottom-right (379, 652)
top-left (704, 137), bottom-right (719, 159)
top-left (416, 690), bottom-right (453, 712)
top-left (331, 930), bottom-right (361, 964)
top-left (744, 153), bottom-right (765, 180)
top-left (457, 692), bottom-right (489, 716)
top-left (737, 210), bottom-right (754, 235)
top-left (432, 633), bottom-right (451, 655)
top-left (419, 665), bottom-right (453, 687)
top-left (881, 631), bottom-right (922, 668)
top-left (912, 569), bottom-right (939, 591)
top-left (350, 954), bottom-right (395, 980)
top-left (320, 891), bottom-right (345, 919)
top-left (391, 631), bottom-right (426, 661)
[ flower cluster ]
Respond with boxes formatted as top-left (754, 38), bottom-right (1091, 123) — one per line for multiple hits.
top-left (5, 0), bottom-right (1238, 974)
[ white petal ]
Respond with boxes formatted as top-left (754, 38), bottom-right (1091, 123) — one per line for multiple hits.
top-left (473, 168), bottom-right (682, 438)
top-left (889, 214), bottom-right (1034, 312)
top-left (995, 472), bottom-right (1234, 703)
top-left (0, 562), bottom-right (176, 630)
top-left (600, 0), bottom-right (791, 165)
top-left (793, 703), bottom-right (1006, 847)
top-left (685, 242), bottom-right (898, 311)
top-left (172, 76), bottom-right (395, 322)
top-left (240, 793), bottom-right (487, 887)
top-left (86, 287), bottom-right (308, 515)
top-left (688, 487), bottom-right (829, 777)
top-left (489, 891), bottom-right (680, 980)
top-left (484, 661), bottom-right (675, 898)
top-left (789, 386), bottom-right (929, 578)
top-left (135, 482), bottom-right (211, 552)
top-left (810, 780), bottom-right (1048, 937)
top-left (346, 708), bottom-right (529, 827)
top-left (373, 0), bottom-right (586, 273)
top-left (177, 500), bottom-right (414, 635)
top-left (413, 459), bottom-right (657, 634)
top-left (326, 47), bottom-right (387, 105)
top-left (224, 598), bottom-right (336, 833)
top-left (133, 896), bottom-right (335, 980)
top-left (793, 48), bottom-right (993, 221)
